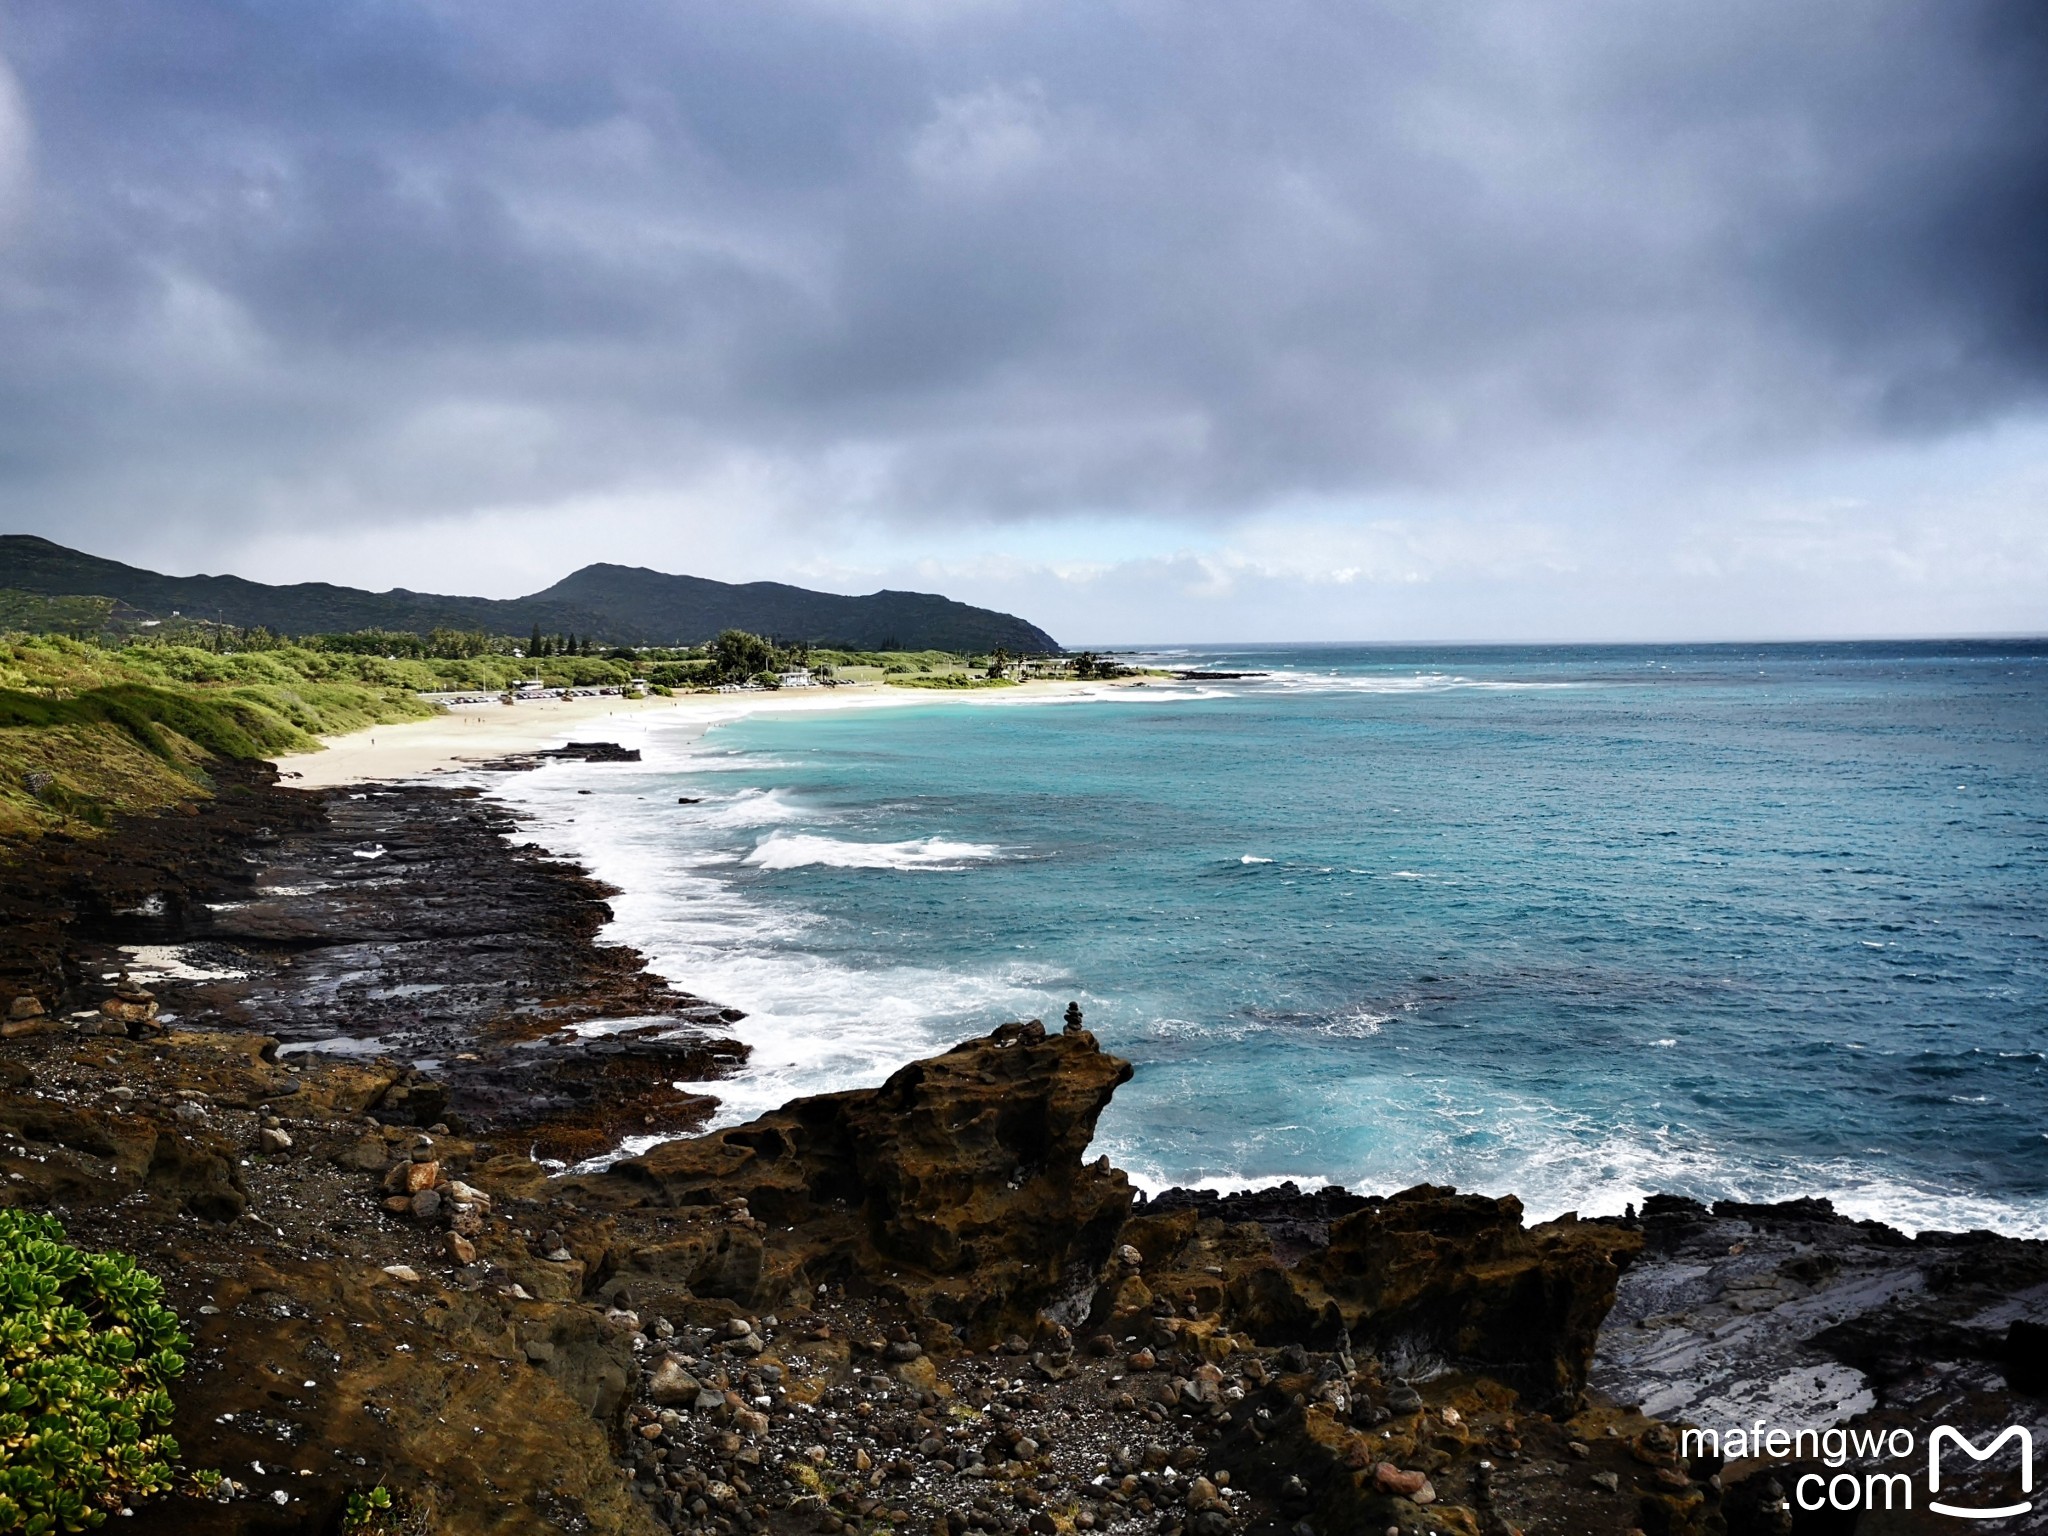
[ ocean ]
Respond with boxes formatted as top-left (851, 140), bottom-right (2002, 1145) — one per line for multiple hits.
top-left (488, 642), bottom-right (2048, 1236)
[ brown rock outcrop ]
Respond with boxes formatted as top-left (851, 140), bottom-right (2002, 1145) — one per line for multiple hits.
top-left (0, 1076), bottom-right (248, 1222)
top-left (564, 1020), bottom-right (1135, 1339)
top-left (1123, 1182), bottom-right (1641, 1410)
top-left (1303, 1185), bottom-right (1642, 1405)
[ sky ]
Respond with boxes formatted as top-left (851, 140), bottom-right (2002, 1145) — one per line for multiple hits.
top-left (1, 2), bottom-right (2045, 644)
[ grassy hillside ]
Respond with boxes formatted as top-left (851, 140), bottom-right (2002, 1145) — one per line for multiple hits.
top-left (0, 633), bottom-right (1038, 839)
top-left (0, 637), bottom-right (438, 841)
top-left (527, 562), bottom-right (1061, 652)
top-left (0, 536), bottom-right (1063, 652)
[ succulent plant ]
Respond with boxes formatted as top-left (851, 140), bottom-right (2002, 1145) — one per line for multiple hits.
top-left (0, 1210), bottom-right (188, 1533)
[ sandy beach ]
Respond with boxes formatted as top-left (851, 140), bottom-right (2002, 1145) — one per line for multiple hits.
top-left (277, 678), bottom-right (1153, 787)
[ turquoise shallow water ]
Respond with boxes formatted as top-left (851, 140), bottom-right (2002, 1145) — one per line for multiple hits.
top-left (493, 642), bottom-right (2048, 1234)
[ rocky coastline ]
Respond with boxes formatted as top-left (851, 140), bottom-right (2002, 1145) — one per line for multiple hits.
top-left (2, 761), bottom-right (2043, 1535)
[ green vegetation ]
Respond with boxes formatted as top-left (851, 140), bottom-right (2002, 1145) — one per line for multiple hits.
top-left (0, 623), bottom-right (1081, 840)
top-left (1067, 652), bottom-right (1130, 680)
top-left (0, 636), bottom-right (436, 840)
top-left (0, 593), bottom-right (132, 644)
top-left (886, 674), bottom-right (1018, 689)
top-left (340, 1485), bottom-right (421, 1535)
top-left (302, 627), bottom-right (506, 661)
top-left (0, 1210), bottom-right (191, 1532)
top-left (0, 535), bottom-right (1062, 653)
top-left (706, 628), bottom-right (779, 685)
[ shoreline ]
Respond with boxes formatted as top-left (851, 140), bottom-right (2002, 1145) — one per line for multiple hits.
top-left (282, 675), bottom-right (2048, 1246)
top-left (2, 751), bottom-right (2044, 1533)
top-left (279, 676), bottom-right (1159, 788)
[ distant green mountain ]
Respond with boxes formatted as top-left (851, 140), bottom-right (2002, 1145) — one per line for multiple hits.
top-left (0, 536), bottom-right (1061, 653)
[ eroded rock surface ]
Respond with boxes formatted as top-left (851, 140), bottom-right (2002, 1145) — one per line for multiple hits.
top-left (1596, 1194), bottom-right (2048, 1534)
top-left (563, 1019), bottom-right (1137, 1340)
top-left (1, 767), bottom-right (747, 1157)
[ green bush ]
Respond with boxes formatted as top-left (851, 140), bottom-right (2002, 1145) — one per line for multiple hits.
top-left (0, 1211), bottom-right (189, 1532)
top-left (885, 674), bottom-right (1016, 690)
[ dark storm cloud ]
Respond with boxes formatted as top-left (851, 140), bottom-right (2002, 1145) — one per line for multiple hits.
top-left (0, 0), bottom-right (2045, 546)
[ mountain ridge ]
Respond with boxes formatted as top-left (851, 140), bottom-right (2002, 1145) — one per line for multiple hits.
top-left (0, 536), bottom-right (1060, 652)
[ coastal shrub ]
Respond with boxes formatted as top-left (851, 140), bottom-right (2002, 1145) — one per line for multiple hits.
top-left (0, 1210), bottom-right (190, 1532)
top-left (708, 628), bottom-right (777, 683)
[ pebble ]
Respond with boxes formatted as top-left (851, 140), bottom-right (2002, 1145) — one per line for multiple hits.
top-left (648, 1357), bottom-right (703, 1406)
top-left (1373, 1463), bottom-right (1435, 1503)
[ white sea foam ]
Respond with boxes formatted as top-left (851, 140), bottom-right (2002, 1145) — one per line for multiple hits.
top-left (695, 787), bottom-right (806, 829)
top-left (478, 680), bottom-right (2048, 1239)
top-left (743, 833), bottom-right (1001, 871)
top-left (119, 945), bottom-right (250, 983)
top-left (1323, 1009), bottom-right (1390, 1039)
top-left (1239, 855), bottom-right (1272, 865)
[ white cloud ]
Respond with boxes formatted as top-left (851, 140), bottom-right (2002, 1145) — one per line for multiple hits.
top-left (908, 81), bottom-right (1058, 188)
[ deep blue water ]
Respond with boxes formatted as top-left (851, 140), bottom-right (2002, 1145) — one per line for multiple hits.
top-left (494, 642), bottom-right (2048, 1234)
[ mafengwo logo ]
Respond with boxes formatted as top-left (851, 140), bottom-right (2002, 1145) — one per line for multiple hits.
top-left (1680, 1422), bottom-right (2035, 1519)
top-left (1929, 1426), bottom-right (2033, 1522)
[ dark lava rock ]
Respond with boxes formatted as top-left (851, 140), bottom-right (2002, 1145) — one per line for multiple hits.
top-left (563, 1020), bottom-right (1136, 1340)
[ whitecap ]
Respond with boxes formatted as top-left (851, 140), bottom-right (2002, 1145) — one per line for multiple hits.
top-left (1323, 1009), bottom-right (1391, 1038)
top-left (694, 787), bottom-right (807, 830)
top-left (1239, 855), bottom-right (1273, 865)
top-left (743, 832), bottom-right (1002, 871)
